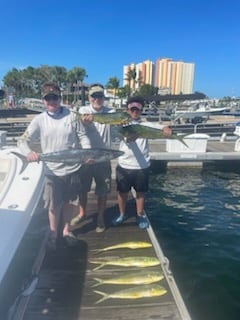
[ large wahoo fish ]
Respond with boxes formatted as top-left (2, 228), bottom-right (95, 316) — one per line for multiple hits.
top-left (118, 124), bottom-right (188, 147)
top-left (11, 148), bottom-right (124, 174)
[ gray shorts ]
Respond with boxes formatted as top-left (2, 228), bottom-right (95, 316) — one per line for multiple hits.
top-left (43, 173), bottom-right (80, 211)
top-left (79, 161), bottom-right (112, 196)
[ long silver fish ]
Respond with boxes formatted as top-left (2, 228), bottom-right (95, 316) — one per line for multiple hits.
top-left (94, 284), bottom-right (167, 304)
top-left (89, 256), bottom-right (160, 270)
top-left (11, 148), bottom-right (124, 174)
top-left (118, 124), bottom-right (188, 147)
top-left (92, 271), bottom-right (164, 287)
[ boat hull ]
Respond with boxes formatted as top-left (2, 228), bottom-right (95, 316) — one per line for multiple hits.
top-left (0, 147), bottom-right (45, 286)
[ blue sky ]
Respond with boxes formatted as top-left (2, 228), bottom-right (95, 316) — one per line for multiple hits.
top-left (0, 0), bottom-right (239, 98)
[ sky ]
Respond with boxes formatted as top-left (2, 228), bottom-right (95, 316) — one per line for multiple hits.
top-left (0, 0), bottom-right (239, 99)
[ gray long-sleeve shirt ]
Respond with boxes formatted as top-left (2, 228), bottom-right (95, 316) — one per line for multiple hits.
top-left (18, 107), bottom-right (90, 176)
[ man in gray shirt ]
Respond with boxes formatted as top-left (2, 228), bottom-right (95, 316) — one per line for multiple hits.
top-left (18, 82), bottom-right (90, 249)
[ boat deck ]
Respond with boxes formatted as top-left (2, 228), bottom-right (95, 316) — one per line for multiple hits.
top-left (11, 178), bottom-right (190, 320)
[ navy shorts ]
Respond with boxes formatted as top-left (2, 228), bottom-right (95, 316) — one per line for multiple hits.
top-left (116, 165), bottom-right (149, 193)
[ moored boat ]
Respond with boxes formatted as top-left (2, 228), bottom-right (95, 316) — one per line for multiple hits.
top-left (0, 147), bottom-right (45, 286)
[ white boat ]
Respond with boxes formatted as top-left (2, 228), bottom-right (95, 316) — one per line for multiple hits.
top-left (172, 103), bottom-right (231, 123)
top-left (0, 147), bottom-right (45, 286)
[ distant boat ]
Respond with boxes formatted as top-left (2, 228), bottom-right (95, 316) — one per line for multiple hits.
top-left (0, 147), bottom-right (45, 286)
top-left (172, 103), bottom-right (231, 123)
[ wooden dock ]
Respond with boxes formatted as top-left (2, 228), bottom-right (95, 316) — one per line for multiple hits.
top-left (148, 139), bottom-right (240, 165)
top-left (10, 173), bottom-right (191, 320)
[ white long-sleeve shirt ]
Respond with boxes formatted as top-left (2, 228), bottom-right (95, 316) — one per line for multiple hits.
top-left (118, 120), bottom-right (164, 170)
top-left (18, 107), bottom-right (90, 176)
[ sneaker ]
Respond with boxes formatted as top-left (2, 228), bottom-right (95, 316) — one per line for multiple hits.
top-left (70, 215), bottom-right (85, 227)
top-left (112, 215), bottom-right (127, 226)
top-left (136, 214), bottom-right (149, 229)
top-left (96, 225), bottom-right (106, 233)
top-left (63, 232), bottom-right (79, 247)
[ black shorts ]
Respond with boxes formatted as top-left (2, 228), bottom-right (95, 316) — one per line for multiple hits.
top-left (116, 165), bottom-right (149, 193)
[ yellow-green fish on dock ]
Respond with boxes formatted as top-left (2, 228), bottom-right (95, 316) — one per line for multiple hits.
top-left (89, 256), bottom-right (160, 270)
top-left (93, 241), bottom-right (152, 253)
top-left (118, 124), bottom-right (188, 147)
top-left (94, 284), bottom-right (167, 304)
top-left (92, 271), bottom-right (164, 287)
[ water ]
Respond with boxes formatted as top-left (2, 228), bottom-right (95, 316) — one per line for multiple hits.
top-left (147, 163), bottom-right (240, 320)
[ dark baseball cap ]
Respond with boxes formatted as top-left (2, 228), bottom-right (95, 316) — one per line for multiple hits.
top-left (42, 82), bottom-right (61, 98)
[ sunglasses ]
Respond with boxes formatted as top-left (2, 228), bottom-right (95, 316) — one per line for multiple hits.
top-left (44, 95), bottom-right (59, 101)
top-left (129, 107), bottom-right (141, 112)
top-left (91, 93), bottom-right (104, 99)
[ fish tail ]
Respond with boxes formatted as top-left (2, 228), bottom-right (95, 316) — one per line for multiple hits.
top-left (94, 290), bottom-right (109, 304)
top-left (91, 278), bottom-right (103, 287)
top-left (11, 151), bottom-right (29, 174)
top-left (91, 249), bottom-right (103, 254)
top-left (93, 264), bottom-right (104, 271)
top-left (177, 135), bottom-right (189, 148)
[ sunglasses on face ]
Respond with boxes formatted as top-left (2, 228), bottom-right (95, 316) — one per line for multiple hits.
top-left (44, 95), bottom-right (59, 101)
top-left (129, 107), bottom-right (141, 112)
top-left (91, 93), bottom-right (104, 99)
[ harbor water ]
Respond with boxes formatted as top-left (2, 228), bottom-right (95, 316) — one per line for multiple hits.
top-left (147, 161), bottom-right (240, 320)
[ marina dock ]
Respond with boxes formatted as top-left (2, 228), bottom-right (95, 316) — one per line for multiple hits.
top-left (9, 175), bottom-right (191, 320)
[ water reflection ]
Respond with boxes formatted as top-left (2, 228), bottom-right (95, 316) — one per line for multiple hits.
top-left (147, 166), bottom-right (240, 320)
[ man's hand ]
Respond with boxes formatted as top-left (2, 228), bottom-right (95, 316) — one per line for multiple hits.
top-left (81, 113), bottom-right (93, 124)
top-left (162, 126), bottom-right (172, 137)
top-left (26, 151), bottom-right (40, 162)
top-left (84, 158), bottom-right (95, 164)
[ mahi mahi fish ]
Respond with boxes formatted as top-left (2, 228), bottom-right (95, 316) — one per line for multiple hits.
top-left (74, 110), bottom-right (131, 125)
top-left (92, 112), bottom-right (130, 124)
top-left (89, 256), bottom-right (160, 270)
top-left (93, 241), bottom-right (152, 253)
top-left (94, 284), bottom-right (167, 304)
top-left (118, 124), bottom-right (188, 147)
top-left (11, 148), bottom-right (124, 174)
top-left (92, 271), bottom-right (164, 287)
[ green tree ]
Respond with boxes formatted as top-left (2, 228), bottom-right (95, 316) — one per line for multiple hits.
top-left (106, 77), bottom-right (120, 106)
top-left (125, 68), bottom-right (137, 95)
top-left (67, 67), bottom-right (87, 104)
top-left (138, 84), bottom-right (157, 97)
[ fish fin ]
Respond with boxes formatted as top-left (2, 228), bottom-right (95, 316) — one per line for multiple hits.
top-left (93, 264), bottom-right (104, 271)
top-left (11, 151), bottom-right (29, 174)
top-left (91, 278), bottom-right (103, 287)
top-left (94, 290), bottom-right (109, 304)
top-left (177, 135), bottom-right (189, 148)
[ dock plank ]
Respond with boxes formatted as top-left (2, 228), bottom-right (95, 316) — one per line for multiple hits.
top-left (19, 180), bottom-right (188, 320)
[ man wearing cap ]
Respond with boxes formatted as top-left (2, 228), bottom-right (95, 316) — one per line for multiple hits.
top-left (18, 82), bottom-right (91, 249)
top-left (70, 83), bottom-right (114, 232)
top-left (112, 96), bottom-right (171, 229)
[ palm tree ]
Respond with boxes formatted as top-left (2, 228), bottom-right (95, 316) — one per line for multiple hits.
top-left (125, 68), bottom-right (137, 95)
top-left (67, 67), bottom-right (87, 105)
top-left (106, 77), bottom-right (120, 107)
